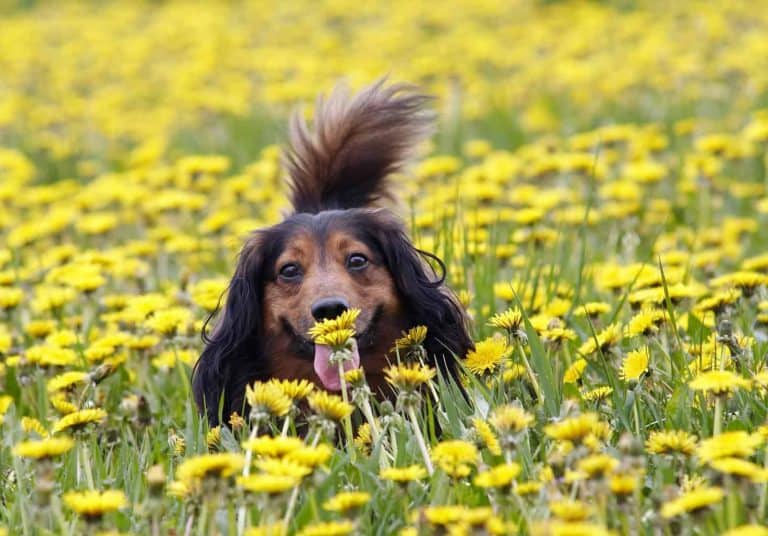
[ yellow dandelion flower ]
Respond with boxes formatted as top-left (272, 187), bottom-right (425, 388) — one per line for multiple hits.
top-left (297, 520), bottom-right (354, 536)
top-left (422, 505), bottom-right (467, 526)
top-left (26, 345), bottom-right (78, 367)
top-left (242, 436), bottom-right (304, 458)
top-left (709, 457), bottom-right (768, 482)
top-left (529, 521), bottom-right (614, 536)
top-left (63, 489), bottom-right (127, 520)
top-left (515, 481), bottom-right (544, 496)
top-left (176, 453), bottom-right (245, 484)
top-left (342, 367), bottom-right (365, 385)
top-left (284, 444), bottom-right (333, 468)
top-left (472, 417), bottom-right (502, 456)
top-left (206, 426), bottom-right (221, 450)
top-left (620, 347), bottom-right (650, 381)
top-left (490, 405), bottom-right (534, 434)
top-left (465, 337), bottom-right (509, 375)
top-left (581, 385), bottom-right (613, 403)
top-left (308, 309), bottom-right (360, 339)
top-left (544, 413), bottom-right (606, 444)
top-left (576, 454), bottom-right (619, 478)
top-left (646, 430), bottom-right (698, 456)
top-left (502, 363), bottom-right (528, 383)
top-left (625, 309), bottom-right (665, 338)
top-left (488, 307), bottom-right (524, 332)
top-left (474, 462), bottom-right (521, 488)
top-left (380, 465), bottom-right (428, 483)
top-left (254, 458), bottom-right (312, 479)
top-left (46, 371), bottom-right (89, 393)
top-left (609, 473), bottom-right (639, 495)
top-left (563, 358), bottom-right (588, 384)
top-left (237, 474), bottom-right (299, 495)
top-left (313, 328), bottom-right (355, 349)
top-left (144, 307), bottom-right (192, 336)
top-left (229, 412), bottom-right (246, 430)
top-left (269, 379), bottom-right (314, 401)
top-left (20, 416), bottom-right (48, 437)
top-left (323, 491), bottom-right (370, 513)
top-left (354, 422), bottom-right (373, 452)
top-left (50, 393), bottom-right (78, 415)
top-left (392, 325), bottom-right (428, 353)
top-left (577, 323), bottom-right (622, 356)
top-left (574, 302), bottom-right (611, 318)
top-left (661, 486), bottom-right (724, 518)
top-left (245, 524), bottom-right (286, 536)
top-left (549, 499), bottom-right (591, 522)
top-left (245, 382), bottom-right (292, 418)
top-left (307, 391), bottom-right (354, 421)
top-left (52, 408), bottom-right (107, 434)
top-left (697, 431), bottom-right (763, 462)
top-left (689, 370), bottom-right (751, 395)
top-left (710, 271), bottom-right (768, 294)
top-left (384, 362), bottom-right (436, 391)
top-left (166, 480), bottom-right (191, 499)
top-left (431, 440), bottom-right (479, 478)
top-left (13, 436), bottom-right (74, 459)
top-left (695, 289), bottom-right (742, 315)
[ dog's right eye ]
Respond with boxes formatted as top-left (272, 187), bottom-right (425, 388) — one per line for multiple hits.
top-left (278, 263), bottom-right (302, 281)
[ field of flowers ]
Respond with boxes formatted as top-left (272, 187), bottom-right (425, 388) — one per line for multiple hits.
top-left (2, 1), bottom-right (768, 535)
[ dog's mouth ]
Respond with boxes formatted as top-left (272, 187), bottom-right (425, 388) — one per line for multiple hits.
top-left (280, 306), bottom-right (383, 391)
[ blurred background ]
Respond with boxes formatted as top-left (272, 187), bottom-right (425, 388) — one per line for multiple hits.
top-left (1, 0), bottom-right (767, 178)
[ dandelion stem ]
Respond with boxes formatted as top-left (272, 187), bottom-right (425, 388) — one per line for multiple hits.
top-left (713, 396), bottom-right (723, 436)
top-left (197, 501), bottom-right (209, 536)
top-left (282, 432), bottom-right (321, 530)
top-left (236, 423), bottom-right (260, 536)
top-left (759, 451), bottom-right (768, 517)
top-left (517, 343), bottom-right (542, 404)
top-left (183, 514), bottom-right (194, 536)
top-left (359, 397), bottom-right (380, 444)
top-left (407, 405), bottom-right (434, 475)
top-left (632, 392), bottom-right (642, 437)
top-left (337, 358), bottom-right (354, 451)
top-left (80, 441), bottom-right (95, 490)
top-left (280, 413), bottom-right (292, 437)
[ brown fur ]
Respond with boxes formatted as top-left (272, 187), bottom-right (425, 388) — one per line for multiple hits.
top-left (262, 230), bottom-right (407, 394)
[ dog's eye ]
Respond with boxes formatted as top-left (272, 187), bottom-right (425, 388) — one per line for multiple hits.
top-left (346, 253), bottom-right (369, 271)
top-left (278, 263), bottom-right (302, 280)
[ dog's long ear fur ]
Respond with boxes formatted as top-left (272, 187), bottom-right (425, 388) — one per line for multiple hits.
top-left (283, 79), bottom-right (434, 214)
top-left (365, 211), bottom-right (473, 379)
top-left (193, 235), bottom-right (268, 425)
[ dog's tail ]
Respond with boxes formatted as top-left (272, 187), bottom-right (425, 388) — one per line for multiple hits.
top-left (283, 78), bottom-right (434, 214)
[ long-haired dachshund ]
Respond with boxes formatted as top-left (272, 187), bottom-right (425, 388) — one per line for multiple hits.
top-left (193, 80), bottom-right (473, 425)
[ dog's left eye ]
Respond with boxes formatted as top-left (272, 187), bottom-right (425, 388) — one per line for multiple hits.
top-left (346, 253), bottom-right (369, 271)
top-left (278, 263), bottom-right (302, 280)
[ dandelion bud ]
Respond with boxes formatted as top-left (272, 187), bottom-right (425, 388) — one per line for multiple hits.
top-left (88, 363), bottom-right (116, 384)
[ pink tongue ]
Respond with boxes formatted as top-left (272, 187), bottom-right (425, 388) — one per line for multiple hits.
top-left (313, 340), bottom-right (360, 391)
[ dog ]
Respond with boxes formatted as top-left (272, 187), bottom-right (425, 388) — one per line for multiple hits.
top-left (193, 80), bottom-right (473, 425)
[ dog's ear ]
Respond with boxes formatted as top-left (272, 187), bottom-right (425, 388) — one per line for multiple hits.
top-left (193, 234), bottom-right (267, 425)
top-left (366, 211), bottom-right (473, 377)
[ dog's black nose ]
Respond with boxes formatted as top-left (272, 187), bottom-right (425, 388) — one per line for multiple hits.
top-left (311, 297), bottom-right (350, 321)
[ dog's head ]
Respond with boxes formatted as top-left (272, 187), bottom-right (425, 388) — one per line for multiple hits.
top-left (193, 80), bottom-right (472, 424)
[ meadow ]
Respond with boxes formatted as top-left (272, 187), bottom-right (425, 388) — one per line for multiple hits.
top-left (2, 1), bottom-right (768, 534)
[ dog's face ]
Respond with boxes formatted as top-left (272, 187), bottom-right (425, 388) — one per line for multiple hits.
top-left (261, 212), bottom-right (408, 390)
top-left (264, 226), bottom-right (401, 346)
top-left (245, 209), bottom-right (416, 393)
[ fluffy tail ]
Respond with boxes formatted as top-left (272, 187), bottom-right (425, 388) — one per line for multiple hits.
top-left (283, 78), bottom-right (434, 214)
